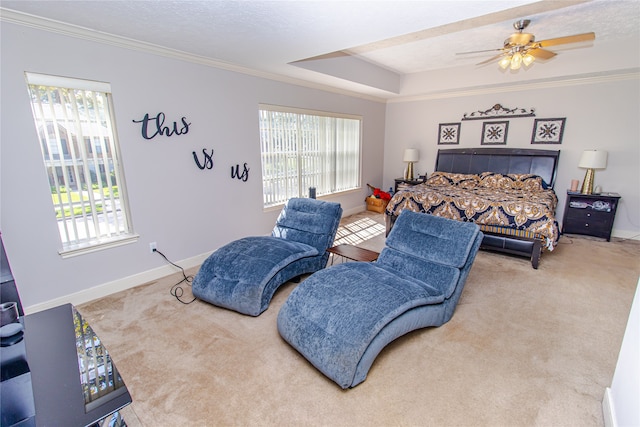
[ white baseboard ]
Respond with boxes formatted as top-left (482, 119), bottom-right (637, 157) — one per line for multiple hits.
top-left (611, 229), bottom-right (640, 241)
top-left (343, 205), bottom-right (368, 217)
top-left (24, 251), bottom-right (212, 315)
top-left (602, 387), bottom-right (617, 427)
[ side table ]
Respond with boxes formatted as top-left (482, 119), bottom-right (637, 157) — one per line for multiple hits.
top-left (562, 191), bottom-right (621, 241)
top-left (394, 176), bottom-right (426, 192)
top-left (1, 304), bottom-right (132, 426)
top-left (327, 244), bottom-right (379, 264)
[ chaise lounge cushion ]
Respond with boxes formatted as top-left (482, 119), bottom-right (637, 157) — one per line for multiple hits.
top-left (193, 236), bottom-right (318, 315)
top-left (375, 248), bottom-right (460, 299)
top-left (192, 198), bottom-right (342, 316)
top-left (384, 212), bottom-right (480, 268)
top-left (278, 211), bottom-right (482, 388)
top-left (277, 261), bottom-right (447, 388)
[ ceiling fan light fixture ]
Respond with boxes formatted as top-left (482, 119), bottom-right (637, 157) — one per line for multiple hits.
top-left (510, 52), bottom-right (523, 70)
top-left (499, 55), bottom-right (512, 69)
top-left (522, 53), bottom-right (535, 66)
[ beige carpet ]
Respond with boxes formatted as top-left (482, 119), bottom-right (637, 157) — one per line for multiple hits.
top-left (80, 212), bottom-right (640, 427)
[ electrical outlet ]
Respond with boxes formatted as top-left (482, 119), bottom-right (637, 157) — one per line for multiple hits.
top-left (149, 242), bottom-right (157, 253)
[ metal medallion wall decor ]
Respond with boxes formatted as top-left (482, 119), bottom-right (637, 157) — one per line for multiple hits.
top-left (531, 118), bottom-right (566, 144)
top-left (438, 123), bottom-right (461, 145)
top-left (462, 104), bottom-right (535, 121)
top-left (439, 103), bottom-right (565, 146)
top-left (481, 121), bottom-right (509, 145)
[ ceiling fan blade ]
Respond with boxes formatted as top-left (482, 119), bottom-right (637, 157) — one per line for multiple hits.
top-left (538, 32), bottom-right (595, 47)
top-left (475, 54), bottom-right (506, 66)
top-left (456, 48), bottom-right (503, 56)
top-left (528, 48), bottom-right (557, 60)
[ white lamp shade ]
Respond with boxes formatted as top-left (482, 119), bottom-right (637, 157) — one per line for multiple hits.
top-left (403, 148), bottom-right (419, 162)
top-left (578, 150), bottom-right (607, 169)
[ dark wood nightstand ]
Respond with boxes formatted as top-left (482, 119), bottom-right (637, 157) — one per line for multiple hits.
top-left (562, 191), bottom-right (621, 241)
top-left (394, 177), bottom-right (426, 192)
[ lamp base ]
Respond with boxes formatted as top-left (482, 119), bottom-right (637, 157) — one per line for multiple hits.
top-left (580, 169), bottom-right (595, 194)
top-left (405, 162), bottom-right (414, 180)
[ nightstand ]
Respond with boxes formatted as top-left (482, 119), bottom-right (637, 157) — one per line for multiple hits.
top-left (394, 177), bottom-right (426, 192)
top-left (562, 191), bottom-right (621, 241)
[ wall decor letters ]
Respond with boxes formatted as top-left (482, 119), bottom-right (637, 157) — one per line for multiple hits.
top-left (481, 121), bottom-right (509, 145)
top-left (231, 163), bottom-right (250, 182)
top-left (193, 149), bottom-right (214, 170)
top-left (132, 112), bottom-right (191, 139)
top-left (531, 118), bottom-right (566, 144)
top-left (462, 104), bottom-right (535, 121)
top-left (438, 123), bottom-right (461, 145)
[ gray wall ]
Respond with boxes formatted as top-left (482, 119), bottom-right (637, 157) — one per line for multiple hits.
top-left (0, 22), bottom-right (385, 309)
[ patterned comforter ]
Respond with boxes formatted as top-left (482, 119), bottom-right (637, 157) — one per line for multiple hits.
top-left (385, 171), bottom-right (560, 251)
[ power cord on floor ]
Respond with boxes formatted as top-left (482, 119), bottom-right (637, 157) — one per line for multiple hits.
top-left (154, 249), bottom-right (197, 304)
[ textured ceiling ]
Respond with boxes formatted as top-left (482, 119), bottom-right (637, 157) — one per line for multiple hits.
top-left (2, 0), bottom-right (639, 100)
top-left (350, 1), bottom-right (638, 74)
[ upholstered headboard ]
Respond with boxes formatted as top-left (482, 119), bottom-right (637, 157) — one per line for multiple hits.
top-left (434, 148), bottom-right (561, 188)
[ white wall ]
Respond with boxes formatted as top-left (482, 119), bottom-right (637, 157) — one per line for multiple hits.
top-left (0, 22), bottom-right (385, 309)
top-left (383, 76), bottom-right (640, 239)
top-left (603, 277), bottom-right (640, 427)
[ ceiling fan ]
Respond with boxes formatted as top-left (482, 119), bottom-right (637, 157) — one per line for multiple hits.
top-left (458, 19), bottom-right (595, 70)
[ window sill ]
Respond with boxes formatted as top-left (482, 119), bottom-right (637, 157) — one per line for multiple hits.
top-left (262, 188), bottom-right (362, 212)
top-left (59, 234), bottom-right (140, 259)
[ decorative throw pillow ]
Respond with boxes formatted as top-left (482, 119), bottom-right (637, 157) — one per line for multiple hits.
top-left (425, 171), bottom-right (480, 189)
top-left (479, 172), bottom-right (545, 191)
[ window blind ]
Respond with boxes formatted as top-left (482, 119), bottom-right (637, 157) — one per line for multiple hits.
top-left (259, 105), bottom-right (361, 207)
top-left (25, 73), bottom-right (135, 254)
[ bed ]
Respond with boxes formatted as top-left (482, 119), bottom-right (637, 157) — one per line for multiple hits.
top-left (385, 148), bottom-right (561, 269)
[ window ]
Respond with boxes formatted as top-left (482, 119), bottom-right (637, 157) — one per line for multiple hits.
top-left (259, 105), bottom-right (361, 207)
top-left (25, 73), bottom-right (135, 256)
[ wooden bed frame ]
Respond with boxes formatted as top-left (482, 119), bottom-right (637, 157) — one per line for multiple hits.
top-left (385, 148), bottom-right (561, 269)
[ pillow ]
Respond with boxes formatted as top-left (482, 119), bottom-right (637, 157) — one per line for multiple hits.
top-left (425, 171), bottom-right (480, 189)
top-left (479, 172), bottom-right (545, 192)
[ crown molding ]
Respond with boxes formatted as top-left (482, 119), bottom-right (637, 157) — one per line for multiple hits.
top-left (0, 8), bottom-right (387, 103)
top-left (388, 69), bottom-right (640, 103)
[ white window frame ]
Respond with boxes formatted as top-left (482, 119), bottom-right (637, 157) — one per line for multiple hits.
top-left (25, 72), bottom-right (137, 257)
top-left (258, 104), bottom-right (362, 208)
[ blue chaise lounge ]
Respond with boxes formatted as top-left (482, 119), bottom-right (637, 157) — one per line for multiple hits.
top-left (277, 210), bottom-right (482, 388)
top-left (192, 198), bottom-right (342, 316)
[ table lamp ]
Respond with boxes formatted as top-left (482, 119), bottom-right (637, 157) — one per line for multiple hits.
top-left (578, 149), bottom-right (607, 194)
top-left (403, 148), bottom-right (419, 180)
